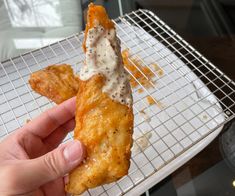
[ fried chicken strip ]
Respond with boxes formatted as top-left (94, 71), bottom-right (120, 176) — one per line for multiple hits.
top-left (65, 3), bottom-right (134, 195)
top-left (29, 64), bottom-right (79, 104)
top-left (65, 75), bottom-right (133, 194)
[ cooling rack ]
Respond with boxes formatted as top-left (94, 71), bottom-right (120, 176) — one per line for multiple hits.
top-left (0, 9), bottom-right (235, 196)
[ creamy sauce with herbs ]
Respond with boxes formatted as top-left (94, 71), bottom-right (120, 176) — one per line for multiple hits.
top-left (80, 25), bottom-right (132, 106)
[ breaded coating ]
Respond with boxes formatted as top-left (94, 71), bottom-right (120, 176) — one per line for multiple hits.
top-left (29, 64), bottom-right (79, 104)
top-left (65, 75), bottom-right (133, 194)
top-left (65, 3), bottom-right (134, 195)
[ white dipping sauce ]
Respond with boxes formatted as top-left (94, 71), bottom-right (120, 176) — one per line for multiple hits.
top-left (80, 25), bottom-right (132, 107)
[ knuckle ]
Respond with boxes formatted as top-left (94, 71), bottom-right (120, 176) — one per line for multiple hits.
top-left (43, 151), bottom-right (63, 178)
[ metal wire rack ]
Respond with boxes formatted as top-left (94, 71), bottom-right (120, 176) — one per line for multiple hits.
top-left (0, 9), bottom-right (235, 196)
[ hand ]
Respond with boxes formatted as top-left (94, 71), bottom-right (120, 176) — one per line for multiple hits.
top-left (0, 97), bottom-right (85, 196)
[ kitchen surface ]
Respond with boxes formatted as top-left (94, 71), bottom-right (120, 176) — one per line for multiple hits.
top-left (0, 0), bottom-right (235, 196)
top-left (134, 1), bottom-right (235, 195)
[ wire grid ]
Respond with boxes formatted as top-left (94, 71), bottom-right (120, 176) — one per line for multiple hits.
top-left (0, 9), bottom-right (234, 196)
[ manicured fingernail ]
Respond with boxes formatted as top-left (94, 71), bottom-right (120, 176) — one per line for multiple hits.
top-left (63, 140), bottom-right (84, 164)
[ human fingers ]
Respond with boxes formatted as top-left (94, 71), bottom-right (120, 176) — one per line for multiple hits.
top-left (41, 178), bottom-right (65, 196)
top-left (43, 118), bottom-right (76, 151)
top-left (23, 97), bottom-right (76, 138)
top-left (5, 140), bottom-right (85, 191)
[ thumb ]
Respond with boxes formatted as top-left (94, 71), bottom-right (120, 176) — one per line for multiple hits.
top-left (22, 140), bottom-right (85, 188)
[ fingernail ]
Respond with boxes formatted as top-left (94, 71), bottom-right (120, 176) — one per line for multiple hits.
top-left (63, 140), bottom-right (84, 164)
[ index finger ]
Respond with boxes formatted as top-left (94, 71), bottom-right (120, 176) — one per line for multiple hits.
top-left (23, 96), bottom-right (76, 138)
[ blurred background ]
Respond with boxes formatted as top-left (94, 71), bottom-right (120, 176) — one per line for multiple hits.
top-left (0, 0), bottom-right (235, 196)
top-left (1, 0), bottom-right (234, 61)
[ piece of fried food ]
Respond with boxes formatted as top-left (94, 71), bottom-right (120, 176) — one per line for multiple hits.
top-left (65, 3), bottom-right (134, 195)
top-left (29, 64), bottom-right (79, 104)
top-left (82, 2), bottom-right (114, 52)
top-left (65, 75), bottom-right (133, 194)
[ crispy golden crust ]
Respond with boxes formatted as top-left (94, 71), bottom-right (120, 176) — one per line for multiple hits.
top-left (29, 64), bottom-right (79, 104)
top-left (65, 75), bottom-right (133, 194)
top-left (65, 4), bottom-right (133, 194)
